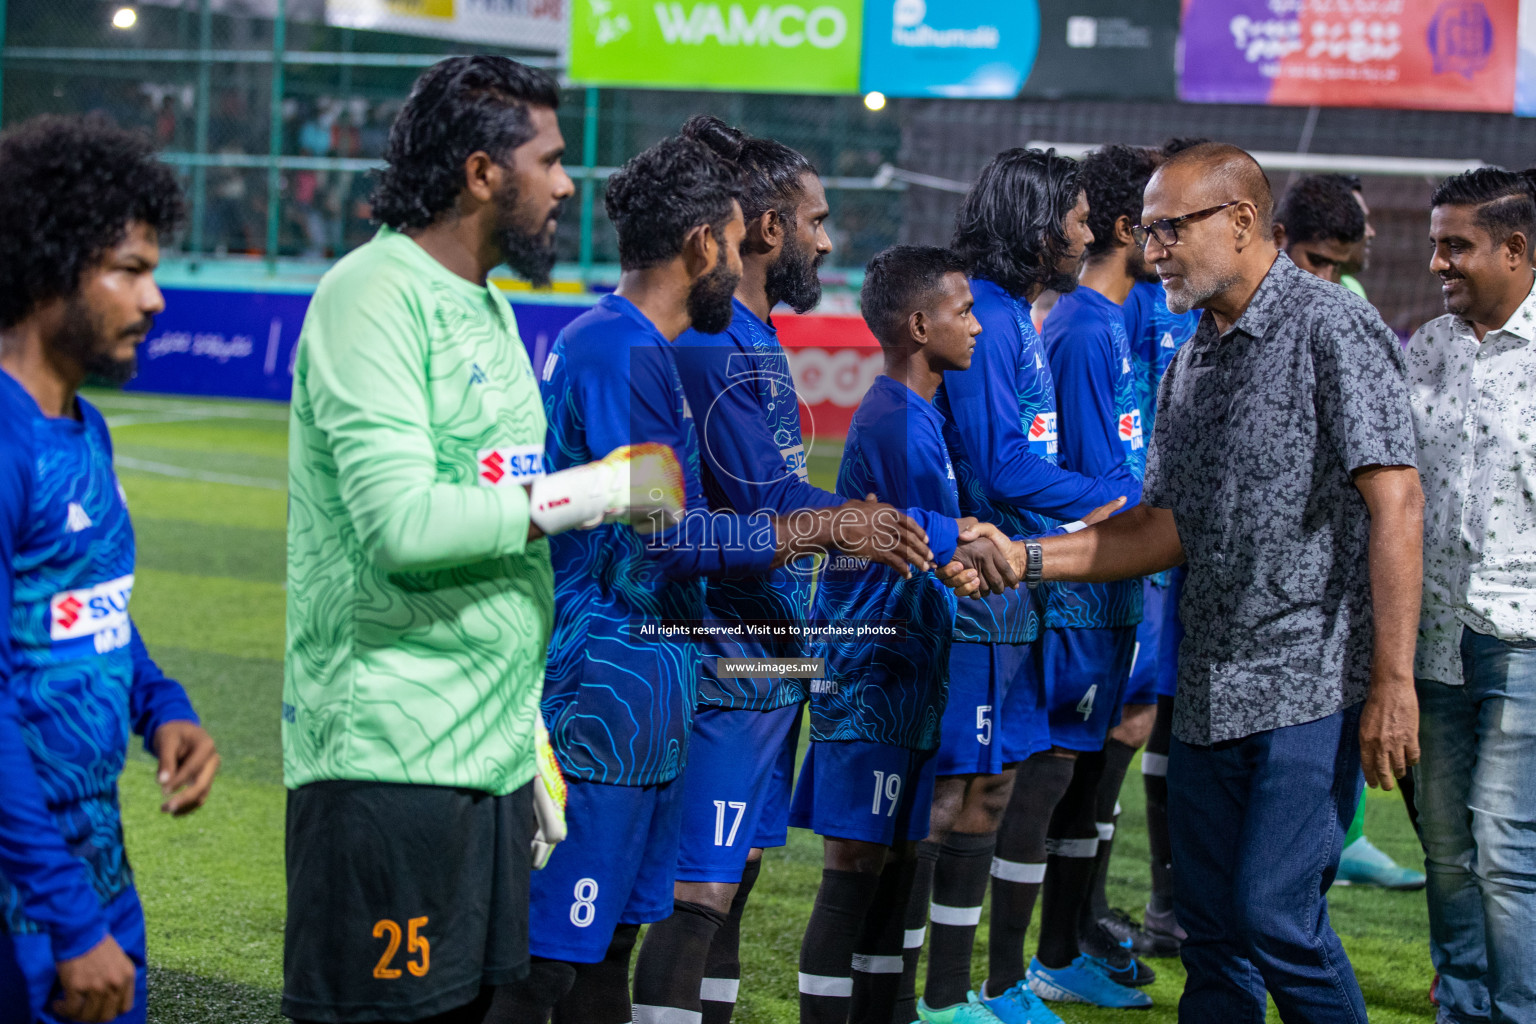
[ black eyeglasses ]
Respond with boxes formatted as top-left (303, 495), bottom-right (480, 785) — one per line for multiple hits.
top-left (1132, 202), bottom-right (1241, 248)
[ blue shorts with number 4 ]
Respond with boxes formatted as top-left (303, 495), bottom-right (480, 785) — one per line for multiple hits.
top-left (528, 776), bottom-right (683, 963)
top-left (0, 887), bottom-right (147, 1024)
top-left (936, 642), bottom-right (1027, 776)
top-left (789, 740), bottom-right (937, 846)
top-left (676, 703), bottom-right (802, 883)
top-left (1044, 625), bottom-right (1138, 752)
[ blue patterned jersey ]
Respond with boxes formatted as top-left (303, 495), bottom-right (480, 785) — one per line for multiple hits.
top-left (0, 371), bottom-right (197, 959)
top-left (811, 375), bottom-right (961, 752)
top-left (674, 299), bottom-right (843, 711)
top-left (1042, 286), bottom-right (1147, 629)
top-left (936, 278), bottom-right (1137, 644)
top-left (1123, 281), bottom-right (1199, 588)
top-left (1122, 280), bottom-right (1200, 438)
top-left (541, 295), bottom-right (777, 787)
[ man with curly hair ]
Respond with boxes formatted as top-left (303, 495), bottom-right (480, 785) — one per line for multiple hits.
top-left (0, 114), bottom-right (220, 1024)
top-left (281, 56), bottom-right (684, 1024)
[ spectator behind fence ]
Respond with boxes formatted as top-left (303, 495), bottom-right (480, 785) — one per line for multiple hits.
top-left (1408, 167), bottom-right (1536, 1024)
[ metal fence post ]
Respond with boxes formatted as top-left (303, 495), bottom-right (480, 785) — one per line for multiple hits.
top-left (578, 85), bottom-right (598, 282)
top-left (264, 0), bottom-right (286, 271)
top-left (189, 0), bottom-right (212, 256)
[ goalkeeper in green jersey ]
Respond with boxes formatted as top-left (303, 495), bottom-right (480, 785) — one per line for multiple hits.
top-left (281, 56), bottom-right (684, 1024)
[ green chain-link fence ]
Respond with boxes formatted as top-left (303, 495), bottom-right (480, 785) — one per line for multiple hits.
top-left (0, 0), bottom-right (905, 274)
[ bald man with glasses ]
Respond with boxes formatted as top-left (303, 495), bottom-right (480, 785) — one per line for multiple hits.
top-left (1006, 143), bottom-right (1424, 1023)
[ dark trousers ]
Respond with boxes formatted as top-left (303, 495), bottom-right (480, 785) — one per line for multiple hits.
top-left (1168, 704), bottom-right (1367, 1024)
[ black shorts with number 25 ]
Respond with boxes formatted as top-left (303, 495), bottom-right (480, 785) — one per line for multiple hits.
top-left (281, 779), bottom-right (534, 1023)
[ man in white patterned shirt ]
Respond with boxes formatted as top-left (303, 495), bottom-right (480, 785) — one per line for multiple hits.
top-left (1409, 167), bottom-right (1536, 1024)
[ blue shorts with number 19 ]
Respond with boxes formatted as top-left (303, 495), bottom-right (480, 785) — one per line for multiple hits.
top-left (528, 777), bottom-right (683, 963)
top-left (789, 740), bottom-right (937, 846)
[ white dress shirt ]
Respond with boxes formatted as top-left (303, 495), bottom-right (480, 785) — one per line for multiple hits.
top-left (1408, 276), bottom-right (1536, 685)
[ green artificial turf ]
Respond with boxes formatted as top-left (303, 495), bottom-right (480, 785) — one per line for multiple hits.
top-left (89, 389), bottom-right (1435, 1024)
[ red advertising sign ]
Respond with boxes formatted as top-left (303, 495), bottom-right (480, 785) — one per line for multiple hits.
top-left (776, 312), bottom-right (882, 439)
top-left (1181, 0), bottom-right (1518, 113)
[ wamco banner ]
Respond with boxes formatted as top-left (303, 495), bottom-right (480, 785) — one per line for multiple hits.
top-left (567, 0), bottom-right (865, 92)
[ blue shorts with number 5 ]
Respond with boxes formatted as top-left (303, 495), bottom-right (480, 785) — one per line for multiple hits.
top-left (1044, 625), bottom-right (1138, 752)
top-left (528, 777), bottom-right (683, 963)
top-left (789, 740), bottom-right (936, 846)
top-left (935, 642), bottom-right (1028, 776)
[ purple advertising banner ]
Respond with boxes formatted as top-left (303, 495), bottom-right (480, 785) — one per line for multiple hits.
top-left (128, 287), bottom-right (591, 403)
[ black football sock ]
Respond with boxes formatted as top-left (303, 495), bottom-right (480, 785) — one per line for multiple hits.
top-left (892, 840), bottom-right (939, 1024)
top-left (923, 831), bottom-right (997, 1010)
top-left (1144, 695), bottom-right (1175, 916)
top-left (1085, 738), bottom-right (1136, 929)
top-left (1037, 751), bottom-right (1107, 970)
top-left (701, 857), bottom-right (761, 1024)
top-left (484, 959), bottom-right (576, 1024)
top-left (987, 753), bottom-right (1075, 992)
top-left (552, 923), bottom-right (640, 1024)
top-left (633, 899), bottom-right (728, 1023)
top-left (800, 868), bottom-right (883, 1024)
top-left (849, 856), bottom-right (918, 1024)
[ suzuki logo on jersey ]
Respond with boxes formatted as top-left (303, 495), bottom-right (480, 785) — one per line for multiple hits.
top-left (50, 574), bottom-right (134, 654)
top-left (1028, 411), bottom-right (1058, 457)
top-left (65, 502), bottom-right (93, 533)
top-left (1118, 408), bottom-right (1144, 450)
top-left (780, 444), bottom-right (809, 482)
top-left (478, 446), bottom-right (545, 486)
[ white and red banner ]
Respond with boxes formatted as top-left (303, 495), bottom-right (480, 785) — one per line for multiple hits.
top-left (776, 312), bottom-right (883, 439)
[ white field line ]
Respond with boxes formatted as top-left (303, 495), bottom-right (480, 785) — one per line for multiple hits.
top-left (114, 455), bottom-right (286, 491)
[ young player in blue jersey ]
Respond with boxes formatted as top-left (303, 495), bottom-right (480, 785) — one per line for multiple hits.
top-left (892, 149), bottom-right (1135, 1024)
top-left (631, 117), bottom-right (943, 1024)
top-left (0, 116), bottom-right (219, 1024)
top-left (794, 245), bottom-right (1024, 1024)
top-left (1030, 144), bottom-right (1160, 1010)
top-left (506, 137), bottom-right (939, 1024)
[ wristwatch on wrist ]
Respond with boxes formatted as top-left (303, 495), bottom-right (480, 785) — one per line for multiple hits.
top-left (1023, 540), bottom-right (1044, 589)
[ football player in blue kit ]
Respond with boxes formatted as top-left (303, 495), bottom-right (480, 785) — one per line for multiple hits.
top-left (1029, 144), bottom-right (1158, 1010)
top-left (0, 115), bottom-right (220, 1024)
top-left (1114, 259), bottom-right (1200, 962)
top-left (898, 149), bottom-right (1137, 1024)
top-left (630, 118), bottom-right (939, 1024)
top-left (505, 136), bottom-right (936, 1024)
top-left (792, 246), bottom-right (1020, 1024)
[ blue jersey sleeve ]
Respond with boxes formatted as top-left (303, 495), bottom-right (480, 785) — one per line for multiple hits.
top-left (576, 338), bottom-right (775, 578)
top-left (674, 340), bottom-right (842, 516)
top-left (128, 625), bottom-right (198, 753)
top-left (0, 435), bottom-right (110, 962)
top-left (947, 300), bottom-right (1135, 521)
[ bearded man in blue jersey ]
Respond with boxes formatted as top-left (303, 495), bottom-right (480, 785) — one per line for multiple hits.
top-left (0, 115), bottom-right (219, 1024)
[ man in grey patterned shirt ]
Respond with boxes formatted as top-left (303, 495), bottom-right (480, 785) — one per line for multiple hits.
top-left (1017, 143), bottom-right (1424, 1023)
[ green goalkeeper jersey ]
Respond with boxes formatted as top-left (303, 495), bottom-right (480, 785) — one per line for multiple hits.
top-left (284, 226), bottom-right (553, 796)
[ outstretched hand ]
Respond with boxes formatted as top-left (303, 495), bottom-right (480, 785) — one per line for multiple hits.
top-left (950, 520), bottom-right (1021, 596)
top-left (152, 720), bottom-right (219, 816)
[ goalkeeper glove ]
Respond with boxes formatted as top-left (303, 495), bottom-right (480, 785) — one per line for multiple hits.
top-left (530, 442), bottom-right (686, 537)
top-left (531, 718), bottom-right (567, 871)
